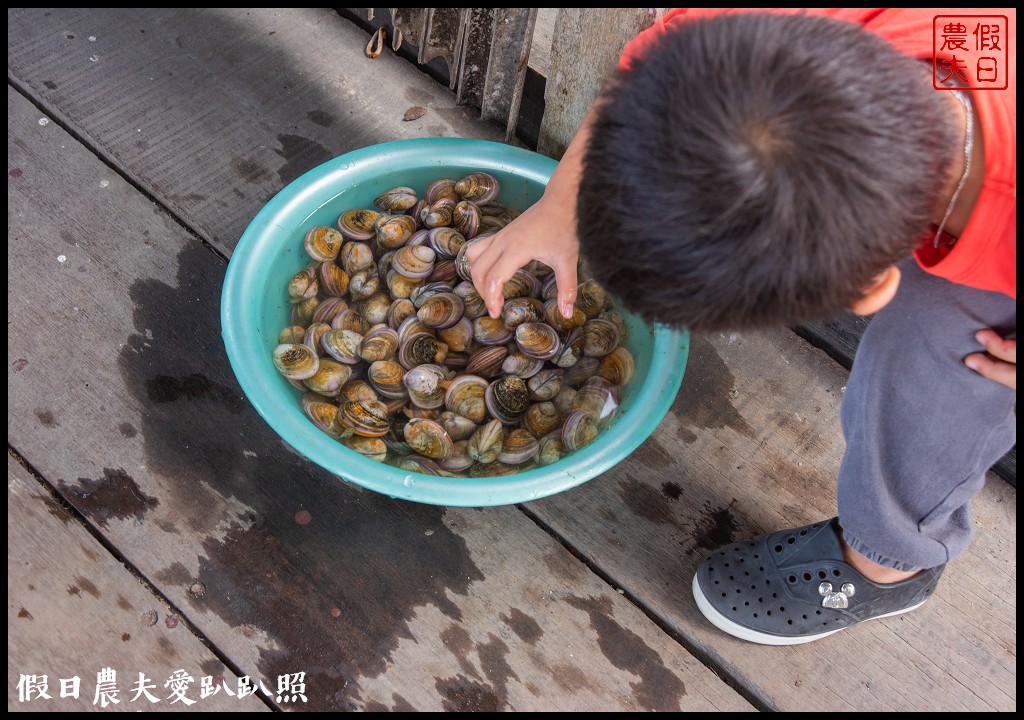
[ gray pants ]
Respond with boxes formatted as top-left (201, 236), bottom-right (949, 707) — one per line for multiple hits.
top-left (838, 257), bottom-right (1016, 572)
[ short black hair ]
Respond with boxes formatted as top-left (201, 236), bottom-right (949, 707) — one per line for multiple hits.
top-left (578, 12), bottom-right (958, 330)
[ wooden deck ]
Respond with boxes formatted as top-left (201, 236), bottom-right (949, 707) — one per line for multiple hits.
top-left (7, 8), bottom-right (1015, 712)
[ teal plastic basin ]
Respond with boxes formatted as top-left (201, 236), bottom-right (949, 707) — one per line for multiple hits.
top-left (221, 138), bottom-right (689, 506)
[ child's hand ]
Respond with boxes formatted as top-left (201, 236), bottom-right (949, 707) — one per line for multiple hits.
top-left (466, 196), bottom-right (581, 319)
top-left (965, 330), bottom-right (1016, 390)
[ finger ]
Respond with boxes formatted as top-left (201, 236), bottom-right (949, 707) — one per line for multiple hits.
top-left (552, 261), bottom-right (578, 319)
top-left (465, 234), bottom-right (493, 264)
top-left (483, 252), bottom-right (531, 318)
top-left (964, 353), bottom-right (1017, 390)
top-left (975, 330), bottom-right (1016, 364)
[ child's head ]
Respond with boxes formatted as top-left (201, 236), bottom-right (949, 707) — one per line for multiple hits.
top-left (577, 13), bottom-right (958, 330)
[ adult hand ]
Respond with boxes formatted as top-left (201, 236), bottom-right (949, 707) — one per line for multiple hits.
top-left (465, 198), bottom-right (580, 319)
top-left (965, 329), bottom-right (1016, 390)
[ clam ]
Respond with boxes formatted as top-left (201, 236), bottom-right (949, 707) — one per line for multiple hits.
top-left (291, 296), bottom-right (319, 326)
top-left (279, 325), bottom-right (306, 344)
top-left (515, 322), bottom-right (561, 361)
top-left (368, 359), bottom-right (409, 399)
top-left (343, 435), bottom-right (388, 463)
top-left (422, 198), bottom-right (455, 228)
top-left (273, 343), bottom-right (319, 380)
top-left (599, 346), bottom-right (635, 386)
top-left (337, 208), bottom-right (381, 240)
top-left (331, 308), bottom-right (370, 335)
top-left (375, 214), bottom-right (417, 250)
top-left (303, 322), bottom-right (331, 357)
top-left (600, 309), bottom-right (628, 339)
top-left (304, 226), bottom-right (344, 262)
top-left (502, 269), bottom-right (541, 300)
top-left (485, 376), bottom-right (530, 424)
top-left (359, 326), bottom-right (399, 363)
top-left (582, 318), bottom-right (622, 358)
top-left (498, 429), bottom-right (540, 465)
top-left (429, 258), bottom-right (458, 285)
top-left (576, 279), bottom-right (608, 318)
top-left (425, 178), bottom-right (458, 204)
top-left (541, 274), bottom-right (559, 302)
top-left (349, 267), bottom-right (381, 301)
top-left (468, 419), bottom-right (504, 464)
top-left (501, 297), bottom-right (543, 330)
top-left (417, 293), bottom-right (465, 330)
top-left (571, 382), bottom-right (619, 425)
top-left (311, 297), bottom-right (349, 326)
top-left (398, 455), bottom-right (447, 476)
top-left (410, 281), bottom-right (455, 309)
top-left (336, 398), bottom-right (391, 437)
top-left (439, 440), bottom-right (474, 472)
top-left (403, 418), bottom-right (454, 460)
top-left (562, 357), bottom-right (601, 387)
top-left (473, 316), bottom-right (513, 346)
top-left (469, 461), bottom-right (521, 477)
top-left (527, 368), bottom-right (563, 401)
top-left (374, 186), bottom-right (418, 212)
top-left (464, 345), bottom-right (507, 379)
top-left (359, 293), bottom-right (392, 326)
top-left (455, 172), bottom-right (500, 204)
top-left (523, 401), bottom-right (562, 438)
top-left (538, 431), bottom-right (565, 465)
top-left (561, 410), bottom-right (598, 451)
top-left (443, 352), bottom-right (469, 372)
top-left (444, 374), bottom-right (489, 424)
top-left (392, 244), bottom-right (436, 280)
top-left (544, 300), bottom-right (586, 332)
top-left (403, 364), bottom-right (450, 409)
top-left (341, 378), bottom-right (379, 404)
top-left (397, 332), bottom-right (449, 369)
top-left (453, 200), bottom-right (480, 239)
top-left (341, 241), bottom-right (374, 275)
top-left (397, 316), bottom-right (433, 345)
top-left (406, 228), bottom-right (430, 248)
top-left (318, 261), bottom-right (350, 297)
top-left (554, 327), bottom-right (585, 368)
top-left (321, 329), bottom-right (364, 364)
top-left (428, 227), bottom-right (466, 259)
top-left (302, 397), bottom-right (340, 436)
top-left (438, 317), bottom-right (473, 353)
top-left (387, 298), bottom-right (416, 329)
top-left (454, 280), bottom-right (487, 319)
top-left (552, 386), bottom-right (577, 417)
top-left (386, 269), bottom-right (423, 299)
top-left (439, 411), bottom-right (477, 442)
top-left (288, 266), bottom-right (319, 303)
top-left (502, 351), bottom-right (544, 379)
top-left (454, 236), bottom-right (487, 282)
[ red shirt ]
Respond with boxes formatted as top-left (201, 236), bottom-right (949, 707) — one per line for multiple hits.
top-left (620, 8), bottom-right (1016, 299)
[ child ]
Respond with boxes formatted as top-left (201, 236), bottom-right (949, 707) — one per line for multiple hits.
top-left (467, 9), bottom-right (1016, 644)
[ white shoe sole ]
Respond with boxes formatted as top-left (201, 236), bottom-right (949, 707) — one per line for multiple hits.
top-left (691, 574), bottom-right (928, 646)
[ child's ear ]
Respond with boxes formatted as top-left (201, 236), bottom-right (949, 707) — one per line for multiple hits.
top-left (848, 265), bottom-right (901, 316)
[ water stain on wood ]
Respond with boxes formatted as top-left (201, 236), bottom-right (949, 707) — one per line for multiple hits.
top-left (688, 500), bottom-right (739, 555)
top-left (474, 634), bottom-right (518, 707)
top-left (59, 467), bottom-right (159, 529)
top-left (119, 243), bottom-right (485, 710)
top-left (306, 109), bottom-right (335, 127)
top-left (18, 607), bottom-right (34, 619)
top-left (670, 335), bottom-right (752, 443)
top-left (43, 80), bottom-right (58, 89)
top-left (499, 608), bottom-right (543, 645)
top-left (154, 561), bottom-right (192, 586)
top-left (275, 134), bottom-right (332, 185)
top-left (662, 481), bottom-right (682, 500)
top-left (38, 491), bottom-right (73, 525)
top-left (441, 624), bottom-right (481, 680)
top-left (35, 408), bottom-right (59, 427)
top-left (618, 475), bottom-right (684, 532)
top-left (121, 632), bottom-right (131, 642)
top-left (119, 422), bottom-right (138, 438)
top-left (230, 156), bottom-right (272, 185)
top-left (435, 676), bottom-right (503, 712)
top-left (73, 575), bottom-right (101, 598)
top-left (117, 594), bottom-right (134, 611)
top-left (67, 584), bottom-right (81, 596)
top-left (564, 594), bottom-right (686, 711)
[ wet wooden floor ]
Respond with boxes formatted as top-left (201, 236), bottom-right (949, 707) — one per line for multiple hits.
top-left (7, 8), bottom-right (1015, 712)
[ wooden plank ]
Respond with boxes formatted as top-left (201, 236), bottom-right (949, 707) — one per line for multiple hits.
top-left (537, 8), bottom-right (658, 159)
top-left (526, 331), bottom-right (1017, 711)
top-left (479, 8), bottom-right (537, 141)
top-left (6, 85), bottom-right (752, 712)
top-left (7, 454), bottom-right (269, 713)
top-left (527, 7), bottom-right (557, 77)
top-left (6, 7), bottom-right (506, 260)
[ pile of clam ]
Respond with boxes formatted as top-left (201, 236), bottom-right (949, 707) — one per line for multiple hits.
top-left (271, 171), bottom-right (635, 478)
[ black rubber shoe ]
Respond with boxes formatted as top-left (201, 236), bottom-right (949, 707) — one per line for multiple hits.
top-left (692, 518), bottom-right (944, 645)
